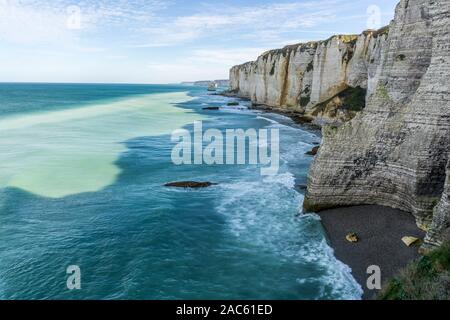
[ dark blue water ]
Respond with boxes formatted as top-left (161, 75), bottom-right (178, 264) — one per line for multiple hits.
top-left (0, 83), bottom-right (362, 300)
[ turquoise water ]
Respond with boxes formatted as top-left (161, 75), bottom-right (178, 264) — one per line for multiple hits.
top-left (0, 83), bottom-right (362, 300)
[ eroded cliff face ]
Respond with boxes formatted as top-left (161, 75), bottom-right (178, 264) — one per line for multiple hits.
top-left (424, 158), bottom-right (450, 249)
top-left (230, 30), bottom-right (388, 124)
top-left (305, 0), bottom-right (450, 248)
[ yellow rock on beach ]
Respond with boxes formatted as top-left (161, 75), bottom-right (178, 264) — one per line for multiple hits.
top-left (402, 236), bottom-right (422, 247)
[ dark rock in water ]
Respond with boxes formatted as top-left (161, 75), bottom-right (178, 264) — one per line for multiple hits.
top-left (306, 146), bottom-right (320, 156)
top-left (227, 102), bottom-right (239, 106)
top-left (250, 103), bottom-right (271, 111)
top-left (291, 115), bottom-right (314, 124)
top-left (219, 90), bottom-right (239, 97)
top-left (164, 181), bottom-right (218, 188)
top-left (203, 107), bottom-right (220, 110)
top-left (296, 184), bottom-right (308, 192)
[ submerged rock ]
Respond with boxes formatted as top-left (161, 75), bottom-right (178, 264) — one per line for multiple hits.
top-left (164, 181), bottom-right (218, 189)
top-left (203, 107), bottom-right (220, 110)
top-left (227, 102), bottom-right (239, 106)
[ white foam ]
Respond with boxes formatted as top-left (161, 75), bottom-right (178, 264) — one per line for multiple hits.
top-left (263, 172), bottom-right (296, 189)
top-left (216, 169), bottom-right (362, 299)
top-left (256, 116), bottom-right (281, 124)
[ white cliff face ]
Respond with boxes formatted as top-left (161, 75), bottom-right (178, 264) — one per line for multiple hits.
top-left (230, 42), bottom-right (317, 111)
top-left (309, 37), bottom-right (355, 107)
top-left (347, 29), bottom-right (388, 97)
top-left (305, 0), bottom-right (450, 248)
top-left (230, 32), bottom-right (388, 119)
top-left (425, 158), bottom-right (450, 248)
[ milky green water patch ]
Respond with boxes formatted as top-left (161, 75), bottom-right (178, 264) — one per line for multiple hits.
top-left (0, 92), bottom-right (204, 198)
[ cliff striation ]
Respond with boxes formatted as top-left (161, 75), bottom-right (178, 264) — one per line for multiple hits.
top-left (305, 0), bottom-right (450, 248)
top-left (229, 0), bottom-right (449, 249)
top-left (424, 158), bottom-right (450, 249)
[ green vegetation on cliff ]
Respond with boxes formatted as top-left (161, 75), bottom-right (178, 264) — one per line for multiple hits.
top-left (378, 242), bottom-right (450, 300)
top-left (341, 86), bottom-right (367, 112)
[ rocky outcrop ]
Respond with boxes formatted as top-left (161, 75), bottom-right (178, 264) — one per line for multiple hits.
top-left (164, 182), bottom-right (218, 188)
top-left (424, 158), bottom-right (450, 248)
top-left (230, 29), bottom-right (388, 125)
top-left (305, 0), bottom-right (450, 248)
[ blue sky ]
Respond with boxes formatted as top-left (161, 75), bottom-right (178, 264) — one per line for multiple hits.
top-left (0, 0), bottom-right (399, 83)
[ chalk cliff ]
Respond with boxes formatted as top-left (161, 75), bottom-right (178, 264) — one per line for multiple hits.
top-left (305, 0), bottom-right (450, 248)
top-left (424, 158), bottom-right (450, 249)
top-left (229, 0), bottom-right (450, 248)
top-left (230, 29), bottom-right (388, 125)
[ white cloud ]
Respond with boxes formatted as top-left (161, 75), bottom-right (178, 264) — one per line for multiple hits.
top-left (0, 0), bottom-right (345, 48)
top-left (0, 1), bottom-right (72, 44)
top-left (188, 48), bottom-right (268, 66)
top-left (0, 0), bottom-right (170, 45)
top-left (145, 47), bottom-right (270, 83)
top-left (135, 0), bottom-right (341, 47)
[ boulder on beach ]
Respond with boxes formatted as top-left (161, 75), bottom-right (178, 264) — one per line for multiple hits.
top-left (346, 233), bottom-right (359, 243)
top-left (402, 236), bottom-right (422, 247)
top-left (164, 181), bottom-right (218, 188)
top-left (306, 146), bottom-right (320, 156)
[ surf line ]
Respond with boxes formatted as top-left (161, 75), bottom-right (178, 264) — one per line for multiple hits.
top-left (171, 121), bottom-right (280, 176)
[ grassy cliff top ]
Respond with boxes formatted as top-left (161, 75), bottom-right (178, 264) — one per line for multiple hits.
top-left (378, 242), bottom-right (450, 300)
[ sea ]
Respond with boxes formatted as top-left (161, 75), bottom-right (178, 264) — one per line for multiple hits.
top-left (0, 83), bottom-right (362, 300)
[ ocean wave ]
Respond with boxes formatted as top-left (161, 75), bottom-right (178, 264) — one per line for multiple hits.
top-left (216, 173), bottom-right (362, 300)
top-left (256, 116), bottom-right (282, 125)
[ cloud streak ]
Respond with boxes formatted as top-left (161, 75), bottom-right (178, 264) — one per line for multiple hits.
top-left (0, 0), bottom-right (169, 45)
top-left (135, 0), bottom-right (341, 47)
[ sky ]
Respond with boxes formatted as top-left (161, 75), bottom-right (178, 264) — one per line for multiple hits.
top-left (0, 0), bottom-right (399, 84)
